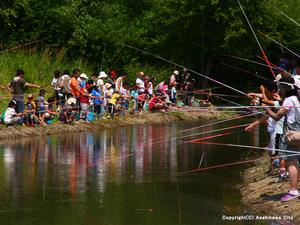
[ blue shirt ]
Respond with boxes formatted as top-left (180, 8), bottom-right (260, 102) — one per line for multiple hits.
top-left (91, 89), bottom-right (102, 105)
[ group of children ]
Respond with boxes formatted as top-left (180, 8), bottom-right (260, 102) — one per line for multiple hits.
top-left (0, 68), bottom-right (194, 126)
top-left (246, 58), bottom-right (300, 202)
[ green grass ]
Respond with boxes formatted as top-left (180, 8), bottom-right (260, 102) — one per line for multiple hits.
top-left (0, 50), bottom-right (93, 111)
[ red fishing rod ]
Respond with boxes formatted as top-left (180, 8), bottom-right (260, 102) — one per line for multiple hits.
top-left (237, 0), bottom-right (276, 79)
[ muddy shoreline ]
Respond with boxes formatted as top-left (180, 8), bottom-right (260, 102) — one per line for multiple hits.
top-left (0, 109), bottom-right (232, 140)
top-left (241, 155), bottom-right (300, 224)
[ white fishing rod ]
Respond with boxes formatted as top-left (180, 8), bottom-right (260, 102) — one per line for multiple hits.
top-left (237, 0), bottom-right (276, 78)
top-left (273, 6), bottom-right (300, 28)
top-left (259, 31), bottom-right (300, 58)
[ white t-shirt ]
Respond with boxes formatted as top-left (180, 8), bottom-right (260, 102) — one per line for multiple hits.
top-left (4, 107), bottom-right (16, 124)
top-left (51, 78), bottom-right (61, 91)
top-left (293, 75), bottom-right (300, 88)
top-left (283, 95), bottom-right (300, 125)
top-left (97, 79), bottom-right (104, 87)
top-left (147, 82), bottom-right (153, 95)
top-left (115, 77), bottom-right (123, 92)
top-left (267, 101), bottom-right (283, 134)
top-left (170, 75), bottom-right (176, 85)
top-left (136, 78), bottom-right (145, 93)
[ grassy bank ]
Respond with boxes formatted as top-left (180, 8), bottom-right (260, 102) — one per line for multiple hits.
top-left (0, 110), bottom-right (233, 140)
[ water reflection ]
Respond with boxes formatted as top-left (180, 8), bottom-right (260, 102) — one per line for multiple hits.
top-left (0, 122), bottom-right (268, 225)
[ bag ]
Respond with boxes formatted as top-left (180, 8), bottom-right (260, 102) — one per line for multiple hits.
top-left (285, 131), bottom-right (300, 147)
top-left (0, 110), bottom-right (6, 123)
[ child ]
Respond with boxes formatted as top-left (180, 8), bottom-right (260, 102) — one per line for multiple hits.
top-left (170, 83), bottom-right (177, 104)
top-left (91, 86), bottom-right (103, 119)
top-left (51, 70), bottom-right (62, 108)
top-left (25, 94), bottom-right (38, 127)
top-left (3, 100), bottom-right (23, 126)
top-left (59, 97), bottom-right (76, 124)
top-left (36, 89), bottom-right (47, 126)
top-left (80, 87), bottom-right (89, 121)
top-left (108, 91), bottom-right (120, 118)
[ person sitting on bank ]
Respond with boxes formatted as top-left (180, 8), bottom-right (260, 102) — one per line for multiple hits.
top-left (3, 100), bottom-right (23, 126)
top-left (149, 93), bottom-right (168, 112)
top-left (7, 69), bottom-right (41, 113)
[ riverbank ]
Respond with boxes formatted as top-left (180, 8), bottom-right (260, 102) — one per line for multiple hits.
top-left (0, 108), bottom-right (233, 140)
top-left (241, 155), bottom-right (300, 223)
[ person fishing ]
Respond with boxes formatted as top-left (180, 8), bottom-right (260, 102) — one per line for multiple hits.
top-left (263, 77), bottom-right (300, 202)
top-left (7, 69), bottom-right (41, 113)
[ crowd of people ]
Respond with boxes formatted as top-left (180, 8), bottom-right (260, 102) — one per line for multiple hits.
top-left (245, 57), bottom-right (300, 202)
top-left (0, 68), bottom-right (195, 126)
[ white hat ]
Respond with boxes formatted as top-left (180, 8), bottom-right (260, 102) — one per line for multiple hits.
top-left (67, 97), bottom-right (77, 105)
top-left (174, 70), bottom-right (179, 75)
top-left (80, 73), bottom-right (88, 79)
top-left (98, 71), bottom-right (108, 78)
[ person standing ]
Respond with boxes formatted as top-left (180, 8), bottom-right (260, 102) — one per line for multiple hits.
top-left (136, 72), bottom-right (145, 94)
top-left (51, 70), bottom-right (62, 108)
top-left (170, 70), bottom-right (179, 86)
top-left (7, 69), bottom-right (40, 113)
top-left (97, 71), bottom-right (108, 94)
top-left (115, 72), bottom-right (127, 92)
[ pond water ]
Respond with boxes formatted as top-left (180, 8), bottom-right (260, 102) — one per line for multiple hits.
top-left (0, 121), bottom-right (273, 225)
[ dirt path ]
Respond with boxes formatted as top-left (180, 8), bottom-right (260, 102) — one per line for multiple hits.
top-left (241, 156), bottom-right (300, 224)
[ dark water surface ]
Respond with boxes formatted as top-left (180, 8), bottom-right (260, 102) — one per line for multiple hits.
top-left (0, 121), bottom-right (271, 225)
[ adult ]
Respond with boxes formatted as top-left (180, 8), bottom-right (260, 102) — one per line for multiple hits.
top-left (170, 70), bottom-right (179, 86)
top-left (115, 72), bottom-right (127, 92)
top-left (7, 69), bottom-right (40, 113)
top-left (108, 67), bottom-right (117, 80)
top-left (136, 72), bottom-right (145, 94)
top-left (70, 69), bottom-right (81, 111)
top-left (79, 73), bottom-right (88, 88)
top-left (264, 77), bottom-right (300, 202)
top-left (97, 71), bottom-right (108, 94)
top-left (149, 93), bottom-right (168, 112)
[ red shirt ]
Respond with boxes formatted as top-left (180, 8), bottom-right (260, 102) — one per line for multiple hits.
top-left (149, 96), bottom-right (157, 110)
top-left (79, 88), bottom-right (89, 104)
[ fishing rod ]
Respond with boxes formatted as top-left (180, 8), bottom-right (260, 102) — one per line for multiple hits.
top-left (176, 111), bottom-right (261, 134)
top-left (237, 0), bottom-right (276, 78)
top-left (220, 62), bottom-right (268, 80)
top-left (213, 95), bottom-right (243, 106)
top-left (191, 141), bottom-right (300, 155)
top-left (188, 127), bottom-right (247, 143)
top-left (259, 31), bottom-right (300, 58)
top-left (273, 6), bottom-right (300, 28)
top-left (124, 44), bottom-right (250, 97)
top-left (223, 54), bottom-right (277, 70)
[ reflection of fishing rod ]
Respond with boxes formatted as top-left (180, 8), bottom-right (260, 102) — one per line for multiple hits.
top-left (220, 62), bottom-right (267, 80)
top-left (237, 0), bottom-right (276, 78)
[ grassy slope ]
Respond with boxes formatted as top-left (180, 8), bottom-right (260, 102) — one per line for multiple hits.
top-left (0, 51), bottom-right (92, 111)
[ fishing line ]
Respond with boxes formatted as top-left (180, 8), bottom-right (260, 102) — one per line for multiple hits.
top-left (220, 62), bottom-right (268, 80)
top-left (273, 6), bottom-right (300, 28)
top-left (212, 95), bottom-right (243, 106)
top-left (177, 158), bottom-right (261, 176)
top-left (124, 44), bottom-right (250, 97)
top-left (177, 111), bottom-right (261, 134)
top-left (237, 0), bottom-right (276, 78)
top-left (258, 31), bottom-right (300, 58)
top-left (224, 54), bottom-right (277, 70)
top-left (191, 141), bottom-right (300, 155)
